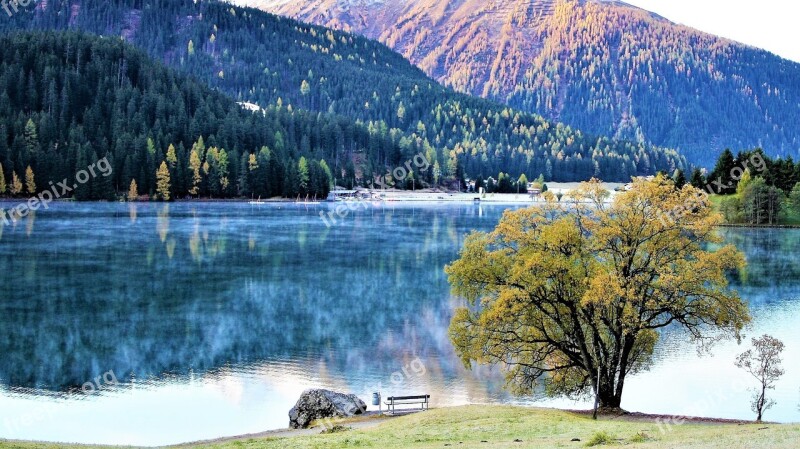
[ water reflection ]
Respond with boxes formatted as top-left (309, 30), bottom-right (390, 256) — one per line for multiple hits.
top-left (0, 202), bottom-right (797, 445)
top-left (0, 203), bottom-right (509, 392)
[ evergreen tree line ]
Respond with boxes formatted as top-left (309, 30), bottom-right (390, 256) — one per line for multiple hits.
top-left (674, 149), bottom-right (800, 225)
top-left (0, 32), bottom-right (388, 200)
top-left (0, 0), bottom-right (687, 188)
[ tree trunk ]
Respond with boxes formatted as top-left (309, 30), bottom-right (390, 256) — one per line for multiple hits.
top-left (597, 383), bottom-right (623, 410)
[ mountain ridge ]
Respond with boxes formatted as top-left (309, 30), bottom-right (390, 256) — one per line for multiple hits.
top-left (0, 0), bottom-right (686, 184)
top-left (242, 0), bottom-right (800, 166)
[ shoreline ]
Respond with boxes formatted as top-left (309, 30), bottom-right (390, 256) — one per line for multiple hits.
top-left (1, 405), bottom-right (786, 448)
top-left (191, 407), bottom-right (765, 446)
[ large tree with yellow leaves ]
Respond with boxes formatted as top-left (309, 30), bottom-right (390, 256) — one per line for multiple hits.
top-left (446, 176), bottom-right (751, 409)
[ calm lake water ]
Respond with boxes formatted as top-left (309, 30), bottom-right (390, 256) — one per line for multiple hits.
top-left (0, 202), bottom-right (798, 446)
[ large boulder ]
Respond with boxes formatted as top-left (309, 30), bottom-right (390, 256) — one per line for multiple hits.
top-left (288, 389), bottom-right (368, 429)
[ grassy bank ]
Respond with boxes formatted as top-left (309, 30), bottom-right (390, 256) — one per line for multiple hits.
top-left (2, 406), bottom-right (798, 449)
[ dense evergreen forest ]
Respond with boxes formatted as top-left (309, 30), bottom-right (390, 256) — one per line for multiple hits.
top-left (0, 0), bottom-right (686, 200)
top-left (0, 31), bottom-right (386, 200)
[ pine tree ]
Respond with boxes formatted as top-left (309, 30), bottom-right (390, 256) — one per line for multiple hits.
top-left (251, 148), bottom-right (268, 197)
top-left (166, 144), bottom-right (177, 169)
top-left (156, 161), bottom-right (171, 201)
top-left (710, 149), bottom-right (736, 194)
top-left (188, 149), bottom-right (202, 197)
top-left (319, 159), bottom-right (333, 189)
top-left (690, 168), bottom-right (706, 189)
top-left (238, 156), bottom-right (250, 197)
top-left (298, 156), bottom-right (310, 194)
top-left (518, 174), bottom-right (529, 193)
top-left (25, 166), bottom-right (36, 195)
top-left (217, 148), bottom-right (230, 195)
top-left (673, 169), bottom-right (687, 190)
top-left (284, 161), bottom-right (299, 197)
top-left (23, 119), bottom-right (39, 161)
top-left (0, 163), bottom-right (5, 195)
top-left (10, 171), bottom-right (22, 196)
top-left (128, 179), bottom-right (139, 200)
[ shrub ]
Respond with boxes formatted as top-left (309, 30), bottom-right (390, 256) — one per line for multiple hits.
top-left (586, 431), bottom-right (615, 446)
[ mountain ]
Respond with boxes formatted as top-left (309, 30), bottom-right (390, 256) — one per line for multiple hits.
top-left (245, 0), bottom-right (800, 166)
top-left (0, 0), bottom-right (686, 190)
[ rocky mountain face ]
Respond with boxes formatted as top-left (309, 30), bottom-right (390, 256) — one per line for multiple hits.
top-left (243, 0), bottom-right (800, 165)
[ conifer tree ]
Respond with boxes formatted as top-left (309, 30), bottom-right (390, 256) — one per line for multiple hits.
top-left (10, 171), bottom-right (22, 196)
top-left (188, 149), bottom-right (202, 197)
top-left (690, 168), bottom-right (706, 189)
top-left (710, 149), bottom-right (736, 194)
top-left (673, 169), bottom-right (687, 190)
top-left (517, 174), bottom-right (529, 193)
top-left (0, 163), bottom-right (6, 195)
top-left (23, 119), bottom-right (39, 161)
top-left (128, 179), bottom-right (139, 200)
top-left (298, 157), bottom-right (310, 194)
top-left (319, 159), bottom-right (333, 189)
top-left (156, 161), bottom-right (171, 201)
top-left (25, 166), bottom-right (36, 195)
top-left (166, 144), bottom-right (177, 169)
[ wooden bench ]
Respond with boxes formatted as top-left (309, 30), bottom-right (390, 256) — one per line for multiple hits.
top-left (384, 394), bottom-right (430, 415)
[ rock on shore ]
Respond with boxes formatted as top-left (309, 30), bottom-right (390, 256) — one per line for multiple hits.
top-left (288, 389), bottom-right (368, 429)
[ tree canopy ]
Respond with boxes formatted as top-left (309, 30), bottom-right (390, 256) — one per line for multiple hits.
top-left (446, 176), bottom-right (751, 408)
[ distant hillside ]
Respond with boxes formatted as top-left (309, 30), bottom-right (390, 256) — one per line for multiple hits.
top-left (248, 0), bottom-right (800, 166)
top-left (0, 31), bottom-right (419, 200)
top-left (0, 0), bottom-right (686, 184)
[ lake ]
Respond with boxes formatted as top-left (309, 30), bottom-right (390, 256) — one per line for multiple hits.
top-left (0, 202), bottom-right (798, 446)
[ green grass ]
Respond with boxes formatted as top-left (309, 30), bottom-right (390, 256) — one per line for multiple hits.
top-left (2, 406), bottom-right (798, 449)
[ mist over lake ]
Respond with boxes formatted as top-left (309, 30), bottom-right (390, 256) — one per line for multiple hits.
top-left (0, 202), bottom-right (797, 446)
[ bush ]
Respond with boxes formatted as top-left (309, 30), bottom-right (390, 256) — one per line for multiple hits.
top-left (586, 431), bottom-right (615, 446)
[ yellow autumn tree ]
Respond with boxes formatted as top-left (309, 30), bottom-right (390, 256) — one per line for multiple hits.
top-left (128, 179), bottom-right (139, 201)
top-left (10, 171), bottom-right (22, 196)
top-left (446, 176), bottom-right (750, 409)
top-left (155, 161), bottom-right (171, 201)
top-left (188, 148), bottom-right (202, 197)
top-left (25, 166), bottom-right (36, 195)
top-left (0, 163), bottom-right (6, 195)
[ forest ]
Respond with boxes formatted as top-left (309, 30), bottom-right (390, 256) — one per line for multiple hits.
top-left (0, 0), bottom-right (687, 200)
top-left (684, 149), bottom-right (800, 225)
top-left (0, 31), bottom-right (376, 200)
